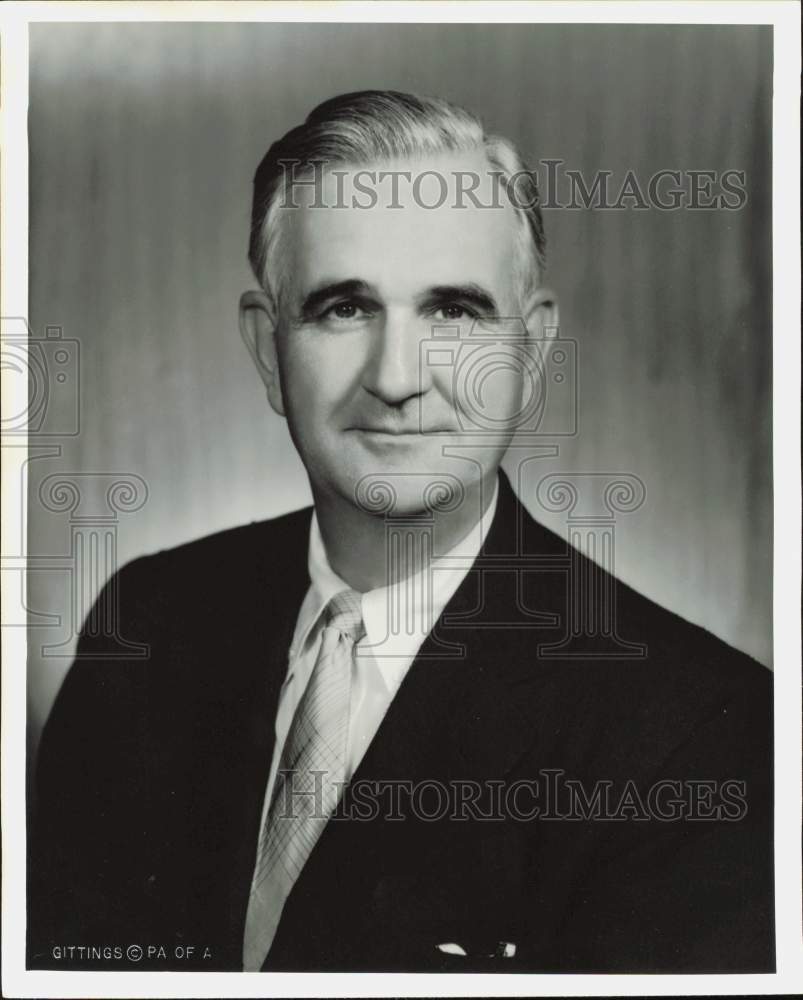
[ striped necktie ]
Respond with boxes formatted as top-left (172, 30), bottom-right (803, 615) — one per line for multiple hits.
top-left (242, 588), bottom-right (365, 971)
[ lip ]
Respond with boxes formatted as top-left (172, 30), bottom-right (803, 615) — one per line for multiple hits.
top-left (355, 428), bottom-right (422, 437)
top-left (350, 427), bottom-right (455, 436)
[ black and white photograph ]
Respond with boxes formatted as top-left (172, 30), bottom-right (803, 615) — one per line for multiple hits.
top-left (1, 2), bottom-right (800, 997)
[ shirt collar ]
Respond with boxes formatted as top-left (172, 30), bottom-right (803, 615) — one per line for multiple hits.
top-left (290, 477), bottom-right (500, 662)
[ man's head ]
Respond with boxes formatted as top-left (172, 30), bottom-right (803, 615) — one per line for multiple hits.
top-left (240, 90), bottom-right (558, 517)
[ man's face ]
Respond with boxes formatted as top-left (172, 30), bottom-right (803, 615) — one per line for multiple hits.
top-left (251, 151), bottom-right (543, 516)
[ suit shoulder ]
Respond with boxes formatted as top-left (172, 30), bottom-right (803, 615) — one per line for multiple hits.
top-left (67, 505), bottom-right (311, 668)
top-left (113, 505), bottom-right (312, 588)
top-left (46, 506), bottom-right (313, 734)
top-left (148, 504), bottom-right (312, 567)
top-left (613, 568), bottom-right (770, 692)
top-left (515, 491), bottom-right (770, 723)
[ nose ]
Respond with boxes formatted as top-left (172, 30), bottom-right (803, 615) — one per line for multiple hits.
top-left (362, 308), bottom-right (431, 406)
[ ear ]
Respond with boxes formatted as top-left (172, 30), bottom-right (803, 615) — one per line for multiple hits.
top-left (522, 286), bottom-right (560, 344)
top-left (239, 290), bottom-right (285, 416)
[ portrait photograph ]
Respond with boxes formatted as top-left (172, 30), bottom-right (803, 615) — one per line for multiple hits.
top-left (1, 2), bottom-right (800, 998)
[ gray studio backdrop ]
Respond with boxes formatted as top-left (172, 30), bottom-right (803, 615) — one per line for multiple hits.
top-left (26, 22), bottom-right (772, 753)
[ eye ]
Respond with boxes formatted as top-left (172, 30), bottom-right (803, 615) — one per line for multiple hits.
top-left (331, 301), bottom-right (359, 319)
top-left (320, 299), bottom-right (371, 323)
top-left (434, 303), bottom-right (478, 322)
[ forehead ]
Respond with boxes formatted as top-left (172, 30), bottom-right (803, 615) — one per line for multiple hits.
top-left (281, 151), bottom-right (520, 303)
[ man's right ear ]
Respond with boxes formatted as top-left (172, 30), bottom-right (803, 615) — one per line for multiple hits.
top-left (239, 290), bottom-right (285, 416)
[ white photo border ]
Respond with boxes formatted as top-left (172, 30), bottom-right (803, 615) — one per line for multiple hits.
top-left (2, 2), bottom-right (800, 997)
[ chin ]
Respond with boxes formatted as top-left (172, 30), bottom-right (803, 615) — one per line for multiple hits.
top-left (343, 460), bottom-right (482, 520)
top-left (314, 436), bottom-right (495, 518)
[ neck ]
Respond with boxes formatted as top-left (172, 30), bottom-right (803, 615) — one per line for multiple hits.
top-left (313, 472), bottom-right (498, 593)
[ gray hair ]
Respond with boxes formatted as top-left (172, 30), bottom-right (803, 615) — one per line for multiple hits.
top-left (248, 90), bottom-right (546, 305)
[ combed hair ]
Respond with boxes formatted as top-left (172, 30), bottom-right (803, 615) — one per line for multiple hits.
top-left (248, 90), bottom-right (546, 303)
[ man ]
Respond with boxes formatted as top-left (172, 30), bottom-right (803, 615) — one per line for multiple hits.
top-left (29, 90), bottom-right (773, 973)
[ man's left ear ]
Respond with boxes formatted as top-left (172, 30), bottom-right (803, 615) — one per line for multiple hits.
top-left (522, 286), bottom-right (560, 343)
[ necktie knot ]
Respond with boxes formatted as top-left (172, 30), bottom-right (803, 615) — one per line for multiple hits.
top-left (324, 588), bottom-right (365, 643)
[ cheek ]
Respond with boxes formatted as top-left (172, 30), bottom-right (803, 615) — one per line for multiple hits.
top-left (440, 346), bottom-right (526, 427)
top-left (278, 335), bottom-right (359, 424)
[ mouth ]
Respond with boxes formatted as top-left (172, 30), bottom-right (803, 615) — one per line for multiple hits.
top-left (349, 427), bottom-right (455, 437)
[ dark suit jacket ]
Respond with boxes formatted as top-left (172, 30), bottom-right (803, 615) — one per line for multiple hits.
top-left (28, 472), bottom-right (774, 972)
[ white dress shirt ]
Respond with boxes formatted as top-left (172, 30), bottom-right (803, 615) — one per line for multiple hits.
top-left (259, 480), bottom-right (499, 817)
